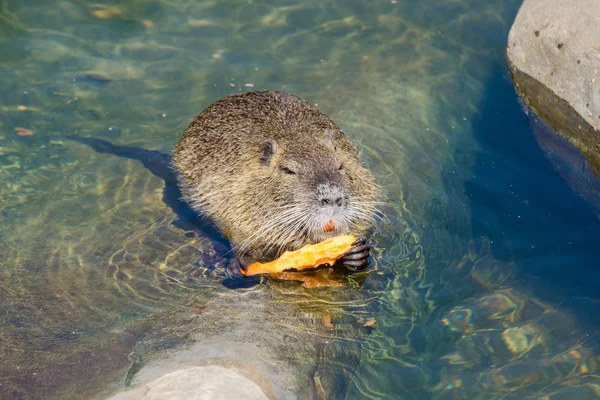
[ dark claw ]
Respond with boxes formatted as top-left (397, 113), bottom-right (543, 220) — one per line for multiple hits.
top-left (226, 258), bottom-right (246, 279)
top-left (223, 258), bottom-right (260, 289)
top-left (344, 244), bottom-right (369, 255)
top-left (351, 237), bottom-right (367, 246)
top-left (339, 237), bottom-right (370, 271)
top-left (344, 260), bottom-right (368, 269)
top-left (343, 251), bottom-right (370, 261)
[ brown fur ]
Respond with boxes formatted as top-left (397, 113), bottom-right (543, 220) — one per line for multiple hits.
top-left (173, 91), bottom-right (377, 264)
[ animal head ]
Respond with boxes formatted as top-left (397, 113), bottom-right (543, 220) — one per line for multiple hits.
top-left (255, 127), bottom-right (378, 246)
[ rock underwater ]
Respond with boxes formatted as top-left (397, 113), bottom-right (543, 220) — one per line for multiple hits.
top-left (506, 0), bottom-right (600, 215)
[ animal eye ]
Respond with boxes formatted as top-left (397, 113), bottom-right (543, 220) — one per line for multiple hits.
top-left (280, 166), bottom-right (296, 175)
top-left (338, 164), bottom-right (344, 170)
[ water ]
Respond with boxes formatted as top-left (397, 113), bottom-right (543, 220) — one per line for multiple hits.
top-left (1, 0), bottom-right (599, 399)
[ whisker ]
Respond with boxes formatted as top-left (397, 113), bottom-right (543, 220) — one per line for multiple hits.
top-left (229, 210), bottom-right (299, 255)
top-left (265, 211), bottom-right (311, 255)
top-left (233, 207), bottom-right (309, 256)
top-left (234, 210), bottom-right (305, 253)
top-left (272, 215), bottom-right (309, 256)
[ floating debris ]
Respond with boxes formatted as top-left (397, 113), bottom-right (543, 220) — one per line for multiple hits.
top-left (364, 319), bottom-right (376, 327)
top-left (244, 83), bottom-right (255, 88)
top-left (0, 146), bottom-right (17, 156)
top-left (17, 105), bottom-right (27, 111)
top-left (15, 127), bottom-right (34, 137)
top-left (142, 20), bottom-right (154, 28)
top-left (323, 314), bottom-right (334, 329)
top-left (85, 74), bottom-right (112, 84)
top-left (91, 6), bottom-right (122, 20)
top-left (187, 19), bottom-right (218, 28)
top-left (191, 306), bottom-right (206, 315)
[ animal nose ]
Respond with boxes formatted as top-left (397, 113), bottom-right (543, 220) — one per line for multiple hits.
top-left (317, 182), bottom-right (345, 207)
top-left (320, 197), bottom-right (344, 207)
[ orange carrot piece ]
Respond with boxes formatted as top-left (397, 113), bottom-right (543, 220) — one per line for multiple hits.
top-left (242, 235), bottom-right (356, 276)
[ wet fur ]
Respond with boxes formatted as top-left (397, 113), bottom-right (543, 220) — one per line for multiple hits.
top-left (173, 91), bottom-right (378, 266)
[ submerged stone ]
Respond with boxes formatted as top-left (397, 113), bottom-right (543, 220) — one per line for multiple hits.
top-left (108, 364), bottom-right (272, 400)
top-left (507, 0), bottom-right (600, 212)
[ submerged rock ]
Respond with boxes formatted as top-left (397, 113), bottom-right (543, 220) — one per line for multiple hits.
top-left (104, 285), bottom-right (331, 400)
top-left (530, 113), bottom-right (600, 217)
top-left (507, 0), bottom-right (600, 132)
top-left (109, 364), bottom-right (273, 400)
top-left (507, 0), bottom-right (600, 180)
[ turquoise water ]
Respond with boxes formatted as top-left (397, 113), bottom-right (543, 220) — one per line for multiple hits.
top-left (1, 0), bottom-right (600, 399)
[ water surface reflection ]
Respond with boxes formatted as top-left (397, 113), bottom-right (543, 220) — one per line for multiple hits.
top-left (1, 0), bottom-right (598, 399)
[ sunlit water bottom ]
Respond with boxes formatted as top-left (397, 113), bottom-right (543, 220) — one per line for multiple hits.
top-left (0, 0), bottom-right (599, 399)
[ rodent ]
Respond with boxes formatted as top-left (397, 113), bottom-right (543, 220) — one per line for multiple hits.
top-left (173, 90), bottom-right (378, 277)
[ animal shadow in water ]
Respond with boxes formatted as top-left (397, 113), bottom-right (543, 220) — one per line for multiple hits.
top-left (67, 135), bottom-right (258, 288)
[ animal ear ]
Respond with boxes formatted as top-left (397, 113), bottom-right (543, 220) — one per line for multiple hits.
top-left (260, 140), bottom-right (276, 166)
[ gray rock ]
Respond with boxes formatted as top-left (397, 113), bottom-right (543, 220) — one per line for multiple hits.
top-left (108, 364), bottom-right (271, 400)
top-left (530, 112), bottom-right (600, 218)
top-left (104, 288), bottom-right (330, 400)
top-left (507, 0), bottom-right (600, 177)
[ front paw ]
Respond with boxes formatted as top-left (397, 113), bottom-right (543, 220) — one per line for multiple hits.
top-left (339, 237), bottom-right (370, 272)
top-left (226, 258), bottom-right (247, 279)
top-left (223, 258), bottom-right (261, 289)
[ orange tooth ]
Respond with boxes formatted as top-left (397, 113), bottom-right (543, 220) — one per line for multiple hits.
top-left (324, 220), bottom-right (335, 232)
